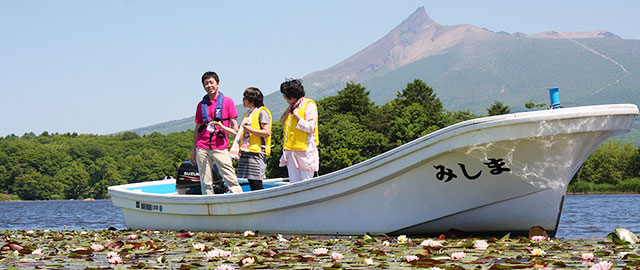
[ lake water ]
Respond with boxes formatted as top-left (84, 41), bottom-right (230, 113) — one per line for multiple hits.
top-left (0, 194), bottom-right (638, 239)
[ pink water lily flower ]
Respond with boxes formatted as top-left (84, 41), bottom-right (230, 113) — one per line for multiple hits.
top-left (107, 251), bottom-right (119, 258)
top-left (420, 239), bottom-right (443, 248)
top-left (206, 248), bottom-right (232, 259)
top-left (313, 247), bottom-right (329, 255)
top-left (450, 252), bottom-right (466, 260)
top-left (405, 255), bottom-right (419, 262)
top-left (590, 261), bottom-right (612, 270)
top-left (530, 235), bottom-right (548, 242)
top-left (128, 234), bottom-right (138, 240)
top-left (582, 252), bottom-right (595, 261)
top-left (474, 240), bottom-right (489, 250)
top-left (331, 252), bottom-right (344, 261)
top-left (90, 244), bottom-right (104, 252)
top-left (216, 264), bottom-right (236, 270)
top-left (108, 254), bottom-right (123, 265)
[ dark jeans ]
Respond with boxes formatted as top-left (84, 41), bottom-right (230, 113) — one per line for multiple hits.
top-left (248, 179), bottom-right (263, 191)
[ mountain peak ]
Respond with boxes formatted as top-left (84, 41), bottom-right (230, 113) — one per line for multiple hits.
top-left (387, 7), bottom-right (440, 38)
top-left (400, 7), bottom-right (437, 28)
top-left (303, 6), bottom-right (485, 93)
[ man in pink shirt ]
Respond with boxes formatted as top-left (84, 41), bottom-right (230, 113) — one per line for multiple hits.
top-left (190, 71), bottom-right (243, 194)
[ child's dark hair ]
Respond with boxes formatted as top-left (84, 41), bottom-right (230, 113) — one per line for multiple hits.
top-left (201, 71), bottom-right (219, 85)
top-left (243, 87), bottom-right (264, 107)
top-left (280, 79), bottom-right (305, 100)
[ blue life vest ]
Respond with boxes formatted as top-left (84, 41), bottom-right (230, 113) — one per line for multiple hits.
top-left (201, 92), bottom-right (225, 123)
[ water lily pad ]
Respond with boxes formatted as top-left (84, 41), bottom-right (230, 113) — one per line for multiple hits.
top-left (615, 227), bottom-right (639, 244)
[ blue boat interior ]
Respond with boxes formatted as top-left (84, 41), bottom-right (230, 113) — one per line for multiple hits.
top-left (127, 179), bottom-right (286, 194)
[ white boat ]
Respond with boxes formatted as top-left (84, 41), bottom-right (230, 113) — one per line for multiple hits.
top-left (109, 104), bottom-right (639, 235)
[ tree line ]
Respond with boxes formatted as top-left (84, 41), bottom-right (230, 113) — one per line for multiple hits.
top-left (1, 79), bottom-right (639, 200)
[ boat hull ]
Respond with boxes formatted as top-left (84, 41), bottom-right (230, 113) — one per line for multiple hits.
top-left (109, 104), bottom-right (639, 235)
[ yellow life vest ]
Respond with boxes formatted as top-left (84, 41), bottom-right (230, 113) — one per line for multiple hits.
top-left (239, 107), bottom-right (272, 155)
top-left (283, 98), bottom-right (319, 151)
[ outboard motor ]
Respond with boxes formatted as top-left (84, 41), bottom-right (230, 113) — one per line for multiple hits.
top-left (176, 161), bottom-right (227, 194)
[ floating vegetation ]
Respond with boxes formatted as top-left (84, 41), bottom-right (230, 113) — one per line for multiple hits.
top-left (1, 228), bottom-right (639, 269)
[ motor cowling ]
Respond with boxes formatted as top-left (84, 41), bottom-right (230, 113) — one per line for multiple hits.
top-left (176, 161), bottom-right (227, 194)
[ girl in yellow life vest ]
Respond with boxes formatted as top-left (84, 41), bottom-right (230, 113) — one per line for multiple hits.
top-left (278, 79), bottom-right (319, 183)
top-left (234, 87), bottom-right (272, 191)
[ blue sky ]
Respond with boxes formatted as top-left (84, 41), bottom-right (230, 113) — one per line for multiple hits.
top-left (1, 0), bottom-right (638, 137)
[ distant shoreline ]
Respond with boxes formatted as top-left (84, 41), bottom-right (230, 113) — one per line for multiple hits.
top-left (0, 196), bottom-right (99, 202)
top-left (566, 192), bottom-right (639, 195)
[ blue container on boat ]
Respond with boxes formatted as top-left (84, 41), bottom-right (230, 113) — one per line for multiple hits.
top-left (548, 87), bottom-right (561, 109)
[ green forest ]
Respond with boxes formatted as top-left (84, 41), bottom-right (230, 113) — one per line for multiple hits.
top-left (1, 79), bottom-right (639, 200)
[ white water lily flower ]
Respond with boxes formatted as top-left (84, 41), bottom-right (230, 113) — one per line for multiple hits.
top-left (397, 235), bottom-right (408, 243)
top-left (277, 234), bottom-right (288, 242)
top-left (531, 248), bottom-right (546, 256)
top-left (382, 240), bottom-right (390, 246)
top-left (193, 243), bottom-right (205, 251)
top-left (243, 230), bottom-right (255, 237)
top-left (32, 248), bottom-right (43, 255)
top-left (19, 257), bottom-right (34, 263)
top-left (364, 258), bottom-right (374, 266)
top-left (241, 256), bottom-right (255, 265)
